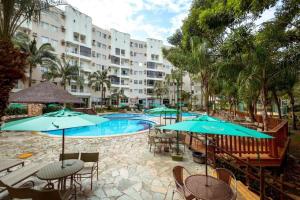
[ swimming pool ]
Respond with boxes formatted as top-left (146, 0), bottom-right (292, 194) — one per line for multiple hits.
top-left (46, 112), bottom-right (199, 137)
top-left (46, 119), bottom-right (154, 137)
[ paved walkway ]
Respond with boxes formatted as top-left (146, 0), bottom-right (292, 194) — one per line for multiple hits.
top-left (0, 131), bottom-right (243, 200)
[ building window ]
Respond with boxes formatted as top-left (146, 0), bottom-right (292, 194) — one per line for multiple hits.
top-left (115, 48), bottom-right (120, 55)
top-left (134, 80), bottom-right (138, 84)
top-left (73, 33), bottom-right (79, 41)
top-left (121, 49), bottom-right (125, 56)
top-left (80, 86), bottom-right (84, 93)
top-left (139, 89), bottom-right (143, 94)
top-left (97, 42), bottom-right (101, 48)
top-left (41, 36), bottom-right (49, 44)
top-left (139, 80), bottom-right (142, 84)
top-left (71, 85), bottom-right (77, 92)
top-left (102, 44), bottom-right (106, 49)
top-left (103, 34), bottom-right (107, 39)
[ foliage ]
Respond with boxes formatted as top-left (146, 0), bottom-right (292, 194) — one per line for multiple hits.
top-left (88, 70), bottom-right (110, 107)
top-left (43, 104), bottom-right (61, 113)
top-left (42, 56), bottom-right (81, 89)
top-left (4, 107), bottom-right (27, 116)
top-left (13, 31), bottom-right (56, 86)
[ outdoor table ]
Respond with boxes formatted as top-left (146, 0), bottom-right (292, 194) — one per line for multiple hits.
top-left (37, 159), bottom-right (84, 190)
top-left (185, 174), bottom-right (234, 200)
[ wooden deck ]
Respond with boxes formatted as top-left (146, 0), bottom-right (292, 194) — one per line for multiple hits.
top-left (184, 114), bottom-right (290, 167)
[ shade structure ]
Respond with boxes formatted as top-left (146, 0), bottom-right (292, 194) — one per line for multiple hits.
top-left (192, 115), bottom-right (222, 122)
top-left (159, 119), bottom-right (272, 138)
top-left (146, 107), bottom-right (179, 125)
top-left (159, 116), bottom-right (272, 179)
top-left (9, 82), bottom-right (82, 104)
top-left (1, 109), bottom-right (108, 167)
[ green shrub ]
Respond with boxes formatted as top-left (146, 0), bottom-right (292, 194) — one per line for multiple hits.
top-left (43, 105), bottom-right (61, 113)
top-left (4, 107), bottom-right (27, 115)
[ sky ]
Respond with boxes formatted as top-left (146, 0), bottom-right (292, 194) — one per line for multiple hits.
top-left (66, 0), bottom-right (277, 44)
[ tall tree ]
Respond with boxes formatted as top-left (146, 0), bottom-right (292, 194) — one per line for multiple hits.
top-left (0, 0), bottom-right (64, 118)
top-left (88, 70), bottom-right (111, 108)
top-left (14, 31), bottom-right (56, 87)
top-left (153, 81), bottom-right (168, 105)
top-left (42, 56), bottom-right (80, 90)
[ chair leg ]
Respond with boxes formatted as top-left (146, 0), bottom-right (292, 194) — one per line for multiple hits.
top-left (171, 189), bottom-right (175, 200)
top-left (91, 174), bottom-right (93, 190)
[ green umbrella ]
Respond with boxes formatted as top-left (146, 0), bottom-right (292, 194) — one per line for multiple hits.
top-left (146, 107), bottom-right (179, 125)
top-left (159, 116), bottom-right (272, 179)
top-left (1, 109), bottom-right (108, 167)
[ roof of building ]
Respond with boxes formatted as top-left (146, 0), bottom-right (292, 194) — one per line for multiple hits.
top-left (9, 82), bottom-right (82, 104)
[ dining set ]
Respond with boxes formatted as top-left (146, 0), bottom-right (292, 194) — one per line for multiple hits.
top-left (172, 166), bottom-right (237, 200)
top-left (148, 127), bottom-right (186, 155)
top-left (0, 152), bottom-right (99, 200)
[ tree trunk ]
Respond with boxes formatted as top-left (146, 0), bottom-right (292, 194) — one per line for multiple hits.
top-left (248, 102), bottom-right (256, 122)
top-left (204, 82), bottom-right (209, 115)
top-left (288, 91), bottom-right (297, 130)
top-left (28, 64), bottom-right (33, 87)
top-left (0, 41), bottom-right (27, 119)
top-left (100, 84), bottom-right (103, 108)
top-left (103, 88), bottom-right (106, 107)
top-left (272, 89), bottom-right (282, 119)
top-left (261, 86), bottom-right (269, 131)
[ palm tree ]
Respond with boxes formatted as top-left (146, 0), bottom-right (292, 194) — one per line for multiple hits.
top-left (153, 81), bottom-right (168, 105)
top-left (0, 1), bottom-right (65, 117)
top-left (88, 70), bottom-right (111, 108)
top-left (189, 37), bottom-right (215, 114)
top-left (0, 0), bottom-right (46, 118)
top-left (42, 56), bottom-right (80, 90)
top-left (14, 31), bottom-right (56, 87)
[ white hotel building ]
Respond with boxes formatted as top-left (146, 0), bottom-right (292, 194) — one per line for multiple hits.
top-left (15, 5), bottom-right (201, 108)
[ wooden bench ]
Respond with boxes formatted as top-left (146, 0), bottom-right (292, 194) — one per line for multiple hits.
top-left (0, 163), bottom-right (46, 192)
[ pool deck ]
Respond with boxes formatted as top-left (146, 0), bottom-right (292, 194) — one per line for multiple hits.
top-left (0, 130), bottom-right (245, 200)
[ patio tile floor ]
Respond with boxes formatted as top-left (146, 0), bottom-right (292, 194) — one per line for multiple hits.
top-left (0, 131), bottom-right (244, 200)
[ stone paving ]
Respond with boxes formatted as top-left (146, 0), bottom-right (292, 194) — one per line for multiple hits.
top-left (0, 131), bottom-right (243, 200)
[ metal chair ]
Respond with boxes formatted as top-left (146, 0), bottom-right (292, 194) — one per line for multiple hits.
top-left (59, 153), bottom-right (80, 161)
top-left (148, 135), bottom-right (163, 156)
top-left (77, 152), bottom-right (99, 190)
top-left (172, 166), bottom-right (195, 200)
top-left (0, 180), bottom-right (35, 199)
top-left (31, 187), bottom-right (75, 200)
top-left (215, 168), bottom-right (237, 200)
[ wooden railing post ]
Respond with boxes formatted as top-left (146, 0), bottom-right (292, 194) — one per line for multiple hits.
top-left (280, 174), bottom-right (284, 200)
top-left (260, 167), bottom-right (265, 200)
top-left (246, 158), bottom-right (250, 186)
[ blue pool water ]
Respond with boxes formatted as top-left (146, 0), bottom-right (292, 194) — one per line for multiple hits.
top-left (46, 119), bottom-right (154, 137)
top-left (46, 112), bottom-right (198, 137)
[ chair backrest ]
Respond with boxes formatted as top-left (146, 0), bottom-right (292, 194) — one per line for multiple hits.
top-left (178, 133), bottom-right (186, 141)
top-left (80, 152), bottom-right (99, 162)
top-left (59, 153), bottom-right (79, 161)
top-left (0, 180), bottom-right (35, 199)
top-left (215, 168), bottom-right (237, 192)
top-left (172, 166), bottom-right (184, 189)
top-left (32, 189), bottom-right (62, 200)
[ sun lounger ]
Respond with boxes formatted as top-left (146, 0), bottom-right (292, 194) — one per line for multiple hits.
top-left (0, 163), bottom-right (46, 192)
top-left (0, 159), bottom-right (24, 173)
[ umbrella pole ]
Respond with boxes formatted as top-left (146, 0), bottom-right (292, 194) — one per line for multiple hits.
top-left (205, 133), bottom-right (208, 186)
top-left (160, 113), bottom-right (161, 125)
top-left (62, 129), bottom-right (65, 168)
top-left (165, 112), bottom-right (166, 125)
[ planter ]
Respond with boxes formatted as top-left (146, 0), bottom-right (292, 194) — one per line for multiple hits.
top-left (172, 152), bottom-right (183, 161)
top-left (192, 151), bottom-right (205, 164)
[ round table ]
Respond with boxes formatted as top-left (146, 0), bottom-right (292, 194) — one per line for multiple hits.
top-left (37, 159), bottom-right (84, 189)
top-left (185, 175), bottom-right (234, 200)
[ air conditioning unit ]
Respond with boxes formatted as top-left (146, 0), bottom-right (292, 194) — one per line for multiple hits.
top-left (32, 32), bottom-right (37, 38)
top-left (61, 40), bottom-right (65, 46)
top-left (61, 26), bottom-right (65, 32)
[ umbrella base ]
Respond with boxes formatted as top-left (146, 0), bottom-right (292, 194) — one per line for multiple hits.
top-left (171, 152), bottom-right (183, 161)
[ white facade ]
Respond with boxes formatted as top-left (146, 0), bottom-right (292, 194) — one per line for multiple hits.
top-left (15, 5), bottom-right (200, 108)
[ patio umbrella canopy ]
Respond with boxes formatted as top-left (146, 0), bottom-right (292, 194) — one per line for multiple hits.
top-left (159, 115), bottom-right (272, 178)
top-left (9, 82), bottom-right (82, 104)
top-left (146, 107), bottom-right (179, 125)
top-left (1, 109), bottom-right (108, 167)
